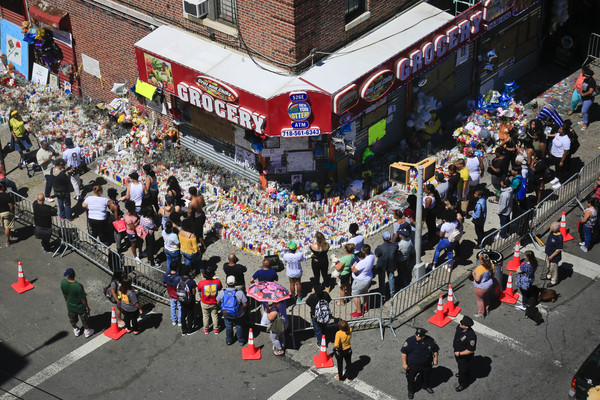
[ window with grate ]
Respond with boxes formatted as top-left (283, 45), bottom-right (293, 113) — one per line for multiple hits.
top-left (345, 0), bottom-right (365, 23)
top-left (217, 0), bottom-right (236, 23)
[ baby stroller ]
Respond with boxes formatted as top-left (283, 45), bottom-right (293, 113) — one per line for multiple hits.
top-left (18, 147), bottom-right (41, 177)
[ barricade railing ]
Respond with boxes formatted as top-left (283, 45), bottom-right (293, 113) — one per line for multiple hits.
top-left (388, 261), bottom-right (452, 337)
top-left (10, 191), bottom-right (62, 241)
top-left (480, 209), bottom-right (535, 253)
top-left (576, 153), bottom-right (600, 207)
top-left (121, 254), bottom-right (169, 302)
top-left (290, 292), bottom-right (384, 348)
top-left (532, 173), bottom-right (579, 237)
top-left (586, 33), bottom-right (600, 65)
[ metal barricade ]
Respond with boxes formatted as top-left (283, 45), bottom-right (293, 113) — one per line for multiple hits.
top-left (122, 254), bottom-right (169, 302)
top-left (290, 292), bottom-right (385, 348)
top-left (10, 191), bottom-right (62, 245)
top-left (59, 219), bottom-right (113, 270)
top-left (532, 173), bottom-right (579, 237)
top-left (388, 261), bottom-right (452, 337)
top-left (480, 209), bottom-right (535, 253)
top-left (576, 153), bottom-right (600, 208)
top-left (586, 33), bottom-right (600, 65)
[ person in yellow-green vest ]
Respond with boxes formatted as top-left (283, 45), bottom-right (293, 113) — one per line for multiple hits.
top-left (8, 109), bottom-right (33, 152)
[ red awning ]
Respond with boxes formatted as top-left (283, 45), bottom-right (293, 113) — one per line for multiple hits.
top-left (29, 3), bottom-right (68, 29)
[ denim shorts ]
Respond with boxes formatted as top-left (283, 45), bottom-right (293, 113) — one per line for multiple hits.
top-left (127, 233), bottom-right (137, 242)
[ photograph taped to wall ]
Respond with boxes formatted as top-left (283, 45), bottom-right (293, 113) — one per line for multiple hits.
top-left (48, 73), bottom-right (59, 89)
top-left (31, 63), bottom-right (49, 85)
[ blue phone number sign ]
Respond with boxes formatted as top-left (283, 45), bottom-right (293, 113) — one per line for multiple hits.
top-left (281, 128), bottom-right (321, 137)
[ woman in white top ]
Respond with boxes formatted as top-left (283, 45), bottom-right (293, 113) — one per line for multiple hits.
top-left (119, 172), bottom-right (146, 213)
top-left (465, 148), bottom-right (484, 204)
top-left (82, 184), bottom-right (113, 244)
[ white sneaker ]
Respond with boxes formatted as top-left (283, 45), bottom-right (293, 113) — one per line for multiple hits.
top-left (515, 305), bottom-right (526, 311)
top-left (550, 177), bottom-right (560, 185)
top-left (73, 327), bottom-right (81, 337)
top-left (135, 256), bottom-right (141, 262)
top-left (552, 183), bottom-right (562, 190)
top-left (579, 242), bottom-right (585, 246)
top-left (45, 197), bottom-right (54, 202)
top-left (84, 328), bottom-right (95, 338)
top-left (172, 321), bottom-right (177, 326)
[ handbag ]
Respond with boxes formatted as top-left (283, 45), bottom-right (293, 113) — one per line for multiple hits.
top-left (267, 312), bottom-right (285, 333)
top-left (112, 219), bottom-right (126, 233)
top-left (135, 224), bottom-right (148, 239)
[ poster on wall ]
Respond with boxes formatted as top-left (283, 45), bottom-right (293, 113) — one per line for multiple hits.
top-left (234, 146), bottom-right (256, 170)
top-left (48, 73), bottom-right (60, 89)
top-left (456, 44), bottom-right (470, 66)
top-left (143, 53), bottom-right (174, 93)
top-left (31, 63), bottom-right (49, 85)
top-left (0, 20), bottom-right (30, 80)
top-left (81, 54), bottom-right (101, 78)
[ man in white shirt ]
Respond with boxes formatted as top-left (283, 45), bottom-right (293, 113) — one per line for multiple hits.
top-left (350, 244), bottom-right (373, 317)
top-left (36, 141), bottom-right (57, 201)
top-left (549, 124), bottom-right (571, 190)
top-left (348, 222), bottom-right (364, 254)
top-left (62, 137), bottom-right (83, 200)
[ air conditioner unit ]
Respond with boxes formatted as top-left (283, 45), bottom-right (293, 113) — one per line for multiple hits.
top-left (183, 0), bottom-right (208, 18)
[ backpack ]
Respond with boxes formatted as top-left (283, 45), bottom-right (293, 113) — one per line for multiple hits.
top-left (448, 227), bottom-right (462, 243)
top-left (221, 289), bottom-right (242, 318)
top-left (103, 281), bottom-right (117, 304)
top-left (314, 298), bottom-right (332, 324)
top-left (516, 176), bottom-right (527, 200)
top-left (176, 278), bottom-right (193, 304)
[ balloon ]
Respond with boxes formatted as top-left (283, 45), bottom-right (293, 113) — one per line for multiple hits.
top-left (406, 119), bottom-right (415, 127)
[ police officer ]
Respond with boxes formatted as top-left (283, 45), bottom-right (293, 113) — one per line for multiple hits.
top-left (453, 315), bottom-right (477, 392)
top-left (401, 327), bottom-right (439, 399)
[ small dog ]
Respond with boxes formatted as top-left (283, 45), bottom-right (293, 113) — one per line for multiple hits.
top-left (330, 254), bottom-right (341, 279)
top-left (525, 305), bottom-right (544, 325)
top-left (537, 288), bottom-right (559, 303)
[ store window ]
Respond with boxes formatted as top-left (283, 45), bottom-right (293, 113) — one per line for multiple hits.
top-left (345, 0), bottom-right (366, 23)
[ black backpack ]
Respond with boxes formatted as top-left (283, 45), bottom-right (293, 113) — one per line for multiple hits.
top-left (176, 278), bottom-right (193, 304)
top-left (567, 128), bottom-right (580, 155)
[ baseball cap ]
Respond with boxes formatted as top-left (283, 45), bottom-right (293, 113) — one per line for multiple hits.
top-left (64, 268), bottom-right (75, 277)
top-left (415, 327), bottom-right (428, 337)
top-left (65, 137), bottom-right (74, 148)
top-left (460, 316), bottom-right (474, 327)
top-left (288, 241), bottom-right (297, 250)
top-left (397, 229), bottom-right (410, 238)
top-left (382, 231), bottom-right (392, 241)
top-left (226, 275), bottom-right (236, 285)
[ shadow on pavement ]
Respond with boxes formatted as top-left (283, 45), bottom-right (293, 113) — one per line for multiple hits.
top-left (430, 365), bottom-right (454, 388)
top-left (348, 354), bottom-right (370, 380)
top-left (469, 355), bottom-right (492, 384)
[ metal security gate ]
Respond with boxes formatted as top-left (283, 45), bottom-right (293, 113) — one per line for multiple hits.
top-left (443, 43), bottom-right (474, 106)
top-left (179, 126), bottom-right (260, 182)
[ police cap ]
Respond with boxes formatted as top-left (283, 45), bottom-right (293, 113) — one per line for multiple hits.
top-left (415, 327), bottom-right (428, 337)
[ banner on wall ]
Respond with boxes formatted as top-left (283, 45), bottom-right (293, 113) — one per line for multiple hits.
top-left (0, 20), bottom-right (31, 80)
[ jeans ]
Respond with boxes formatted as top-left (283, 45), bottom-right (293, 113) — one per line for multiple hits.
top-left (499, 214), bottom-right (510, 238)
top-left (270, 325), bottom-right (287, 351)
top-left (311, 316), bottom-right (327, 345)
top-left (582, 99), bottom-right (593, 125)
top-left (164, 248), bottom-right (181, 270)
top-left (0, 178), bottom-right (17, 193)
top-left (182, 251), bottom-right (202, 274)
top-left (180, 301), bottom-right (195, 334)
top-left (43, 175), bottom-right (53, 198)
top-left (224, 316), bottom-right (245, 345)
top-left (571, 89), bottom-right (582, 111)
top-left (11, 134), bottom-right (32, 152)
top-left (169, 298), bottom-right (181, 323)
top-left (433, 238), bottom-right (454, 267)
top-left (583, 224), bottom-right (592, 249)
top-left (56, 193), bottom-right (72, 220)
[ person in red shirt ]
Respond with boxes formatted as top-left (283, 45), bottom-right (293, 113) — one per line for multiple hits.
top-left (197, 265), bottom-right (222, 335)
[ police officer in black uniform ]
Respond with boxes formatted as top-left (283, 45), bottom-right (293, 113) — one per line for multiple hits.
top-left (453, 315), bottom-right (477, 392)
top-left (401, 327), bottom-right (439, 399)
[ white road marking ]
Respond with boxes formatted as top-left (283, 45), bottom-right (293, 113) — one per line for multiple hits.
top-left (452, 313), bottom-right (540, 358)
top-left (345, 379), bottom-right (398, 400)
top-left (266, 370), bottom-right (317, 400)
top-left (1, 334), bottom-right (111, 400)
top-left (523, 244), bottom-right (600, 280)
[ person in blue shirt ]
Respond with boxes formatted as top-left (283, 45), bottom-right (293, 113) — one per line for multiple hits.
top-left (250, 259), bottom-right (279, 283)
top-left (469, 189), bottom-right (487, 247)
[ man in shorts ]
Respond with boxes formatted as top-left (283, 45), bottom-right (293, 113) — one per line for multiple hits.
top-left (0, 182), bottom-right (15, 247)
top-left (351, 244), bottom-right (374, 317)
top-left (283, 241), bottom-right (305, 301)
top-left (61, 268), bottom-right (94, 338)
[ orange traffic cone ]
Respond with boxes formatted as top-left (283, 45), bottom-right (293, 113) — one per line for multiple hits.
top-left (506, 241), bottom-right (521, 271)
top-left (242, 328), bottom-right (261, 360)
top-left (104, 307), bottom-right (127, 340)
top-left (11, 261), bottom-right (34, 294)
top-left (443, 284), bottom-right (461, 317)
top-left (500, 272), bottom-right (520, 304)
top-left (560, 212), bottom-right (574, 242)
top-left (313, 335), bottom-right (334, 368)
top-left (428, 294), bottom-right (451, 327)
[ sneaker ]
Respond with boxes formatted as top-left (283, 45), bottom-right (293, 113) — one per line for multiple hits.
top-left (84, 328), bottom-right (95, 338)
top-left (74, 195), bottom-right (82, 201)
top-left (134, 256), bottom-right (141, 262)
top-left (296, 297), bottom-right (302, 303)
top-left (172, 321), bottom-right (177, 326)
top-left (579, 242), bottom-right (586, 246)
top-left (550, 177), bottom-right (560, 185)
top-left (515, 305), bottom-right (526, 311)
top-left (472, 313), bottom-right (485, 319)
top-left (187, 330), bottom-right (197, 336)
top-left (178, 322), bottom-right (182, 327)
top-left (214, 329), bottom-right (220, 335)
top-left (580, 245), bottom-right (589, 253)
top-left (349, 311), bottom-right (363, 318)
top-left (73, 327), bottom-right (81, 337)
top-left (204, 329), bottom-right (209, 335)
top-left (552, 183), bottom-right (562, 190)
top-left (45, 197), bottom-right (54, 202)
